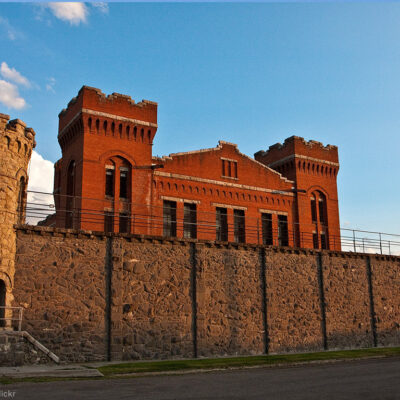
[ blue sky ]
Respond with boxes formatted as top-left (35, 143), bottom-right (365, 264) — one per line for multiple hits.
top-left (0, 2), bottom-right (399, 235)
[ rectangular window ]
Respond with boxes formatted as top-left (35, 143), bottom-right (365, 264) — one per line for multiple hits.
top-left (119, 169), bottom-right (128, 199)
top-left (163, 200), bottom-right (177, 237)
top-left (104, 211), bottom-right (114, 233)
top-left (234, 209), bottom-right (246, 243)
top-left (105, 168), bottom-right (114, 197)
top-left (278, 215), bottom-right (288, 246)
top-left (311, 198), bottom-right (317, 222)
top-left (320, 233), bottom-right (328, 250)
top-left (319, 199), bottom-right (326, 225)
top-left (119, 212), bottom-right (130, 234)
top-left (313, 233), bottom-right (319, 249)
top-left (261, 213), bottom-right (273, 245)
top-left (221, 159), bottom-right (238, 178)
top-left (216, 207), bottom-right (228, 241)
top-left (184, 203), bottom-right (197, 239)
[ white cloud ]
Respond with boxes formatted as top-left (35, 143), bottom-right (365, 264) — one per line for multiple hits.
top-left (28, 151), bottom-right (54, 194)
top-left (46, 2), bottom-right (88, 25)
top-left (27, 151), bottom-right (55, 225)
top-left (0, 62), bottom-right (31, 88)
top-left (91, 2), bottom-right (109, 14)
top-left (46, 77), bottom-right (56, 93)
top-left (0, 16), bottom-right (23, 41)
top-left (0, 80), bottom-right (26, 109)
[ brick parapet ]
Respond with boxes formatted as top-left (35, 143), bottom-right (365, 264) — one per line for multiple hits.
top-left (58, 86), bottom-right (157, 132)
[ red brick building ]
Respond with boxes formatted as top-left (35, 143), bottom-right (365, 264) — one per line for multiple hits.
top-left (53, 86), bottom-right (341, 250)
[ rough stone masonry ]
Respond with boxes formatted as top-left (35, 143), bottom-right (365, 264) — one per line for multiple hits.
top-left (12, 226), bottom-right (400, 363)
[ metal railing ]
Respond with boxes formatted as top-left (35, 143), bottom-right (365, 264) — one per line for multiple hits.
top-left (0, 306), bottom-right (23, 331)
top-left (19, 190), bottom-right (400, 256)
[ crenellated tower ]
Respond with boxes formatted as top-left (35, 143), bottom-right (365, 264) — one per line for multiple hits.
top-left (0, 113), bottom-right (36, 324)
top-left (54, 86), bottom-right (158, 232)
top-left (255, 136), bottom-right (341, 250)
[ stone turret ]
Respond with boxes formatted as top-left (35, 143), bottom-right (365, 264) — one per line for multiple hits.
top-left (0, 113), bottom-right (36, 324)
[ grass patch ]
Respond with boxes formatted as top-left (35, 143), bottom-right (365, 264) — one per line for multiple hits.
top-left (98, 347), bottom-right (400, 376)
top-left (1, 347), bottom-right (399, 384)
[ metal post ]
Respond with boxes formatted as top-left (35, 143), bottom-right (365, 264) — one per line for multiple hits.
top-left (362, 237), bottom-right (365, 253)
top-left (353, 230), bottom-right (356, 252)
top-left (379, 233), bottom-right (382, 255)
top-left (388, 240), bottom-right (391, 256)
top-left (257, 219), bottom-right (260, 244)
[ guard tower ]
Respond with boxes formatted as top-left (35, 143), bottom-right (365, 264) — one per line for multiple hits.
top-left (54, 86), bottom-right (158, 232)
top-left (255, 136), bottom-right (341, 250)
top-left (0, 114), bottom-right (35, 325)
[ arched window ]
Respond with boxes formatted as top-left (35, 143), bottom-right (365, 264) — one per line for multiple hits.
top-left (119, 160), bottom-right (130, 200)
top-left (0, 280), bottom-right (5, 328)
top-left (311, 190), bottom-right (328, 249)
top-left (96, 119), bottom-right (100, 134)
top-left (119, 124), bottom-right (123, 138)
top-left (88, 117), bottom-right (92, 130)
top-left (111, 122), bottom-right (115, 136)
top-left (103, 120), bottom-right (108, 135)
top-left (105, 161), bottom-right (115, 198)
top-left (318, 191), bottom-right (327, 226)
top-left (67, 161), bottom-right (75, 197)
top-left (140, 128), bottom-right (144, 142)
top-left (17, 176), bottom-right (26, 224)
top-left (133, 126), bottom-right (137, 140)
top-left (126, 126), bottom-right (130, 139)
top-left (104, 156), bottom-right (132, 202)
top-left (310, 194), bottom-right (317, 223)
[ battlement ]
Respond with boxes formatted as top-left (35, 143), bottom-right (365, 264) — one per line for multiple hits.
top-left (58, 86), bottom-right (158, 132)
top-left (255, 135), bottom-right (338, 166)
top-left (0, 114), bottom-right (36, 149)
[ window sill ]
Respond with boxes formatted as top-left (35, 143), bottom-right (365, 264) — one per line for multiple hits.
top-left (221, 175), bottom-right (239, 181)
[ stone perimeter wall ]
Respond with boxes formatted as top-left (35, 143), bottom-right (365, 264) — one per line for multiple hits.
top-left (12, 226), bottom-right (400, 363)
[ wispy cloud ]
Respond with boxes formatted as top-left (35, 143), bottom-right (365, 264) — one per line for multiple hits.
top-left (0, 16), bottom-right (23, 41)
top-left (36, 2), bottom-right (109, 26)
top-left (0, 62), bottom-right (31, 88)
top-left (46, 77), bottom-right (56, 93)
top-left (91, 2), bottom-right (109, 14)
top-left (0, 80), bottom-right (26, 109)
top-left (46, 2), bottom-right (88, 25)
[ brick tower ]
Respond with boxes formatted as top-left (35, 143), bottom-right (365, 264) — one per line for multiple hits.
top-left (255, 136), bottom-right (341, 250)
top-left (0, 113), bottom-right (36, 325)
top-left (54, 86), bottom-right (158, 233)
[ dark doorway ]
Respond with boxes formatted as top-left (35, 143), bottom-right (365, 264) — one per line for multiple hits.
top-left (0, 280), bottom-right (6, 328)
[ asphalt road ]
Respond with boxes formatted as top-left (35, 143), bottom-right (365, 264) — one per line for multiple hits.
top-left (6, 357), bottom-right (400, 400)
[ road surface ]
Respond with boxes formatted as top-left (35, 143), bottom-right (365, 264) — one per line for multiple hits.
top-left (6, 357), bottom-right (400, 400)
